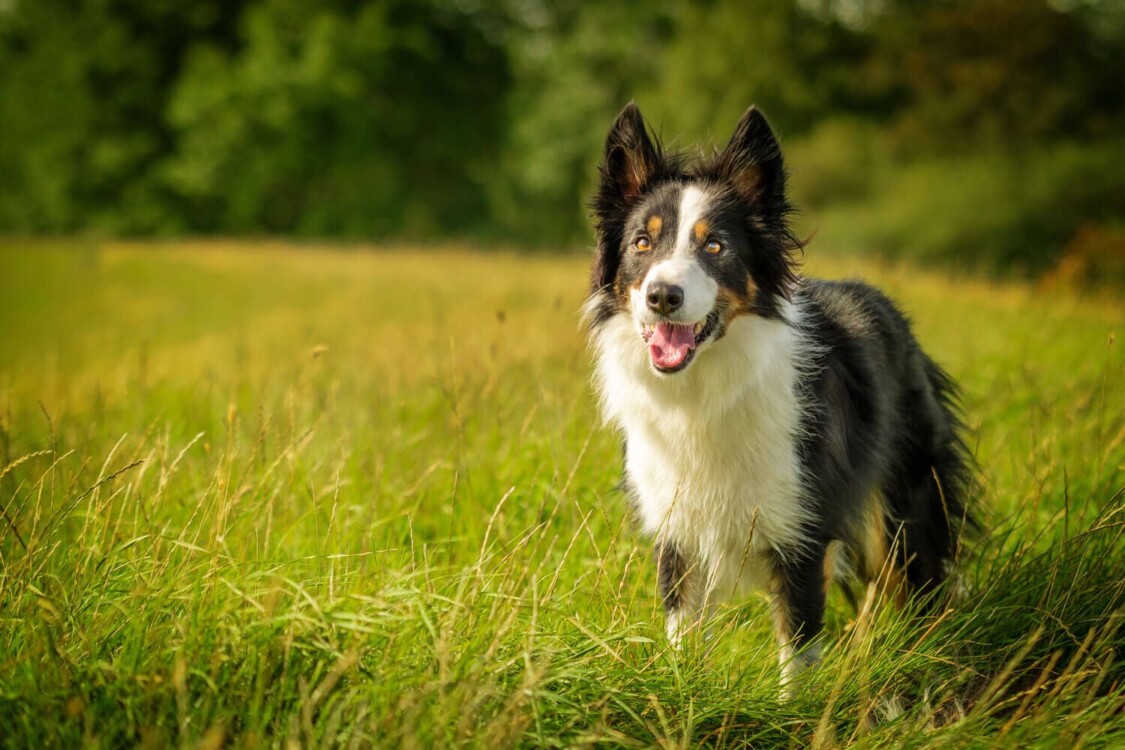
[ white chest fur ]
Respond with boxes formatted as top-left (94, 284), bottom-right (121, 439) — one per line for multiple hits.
top-left (591, 306), bottom-right (814, 594)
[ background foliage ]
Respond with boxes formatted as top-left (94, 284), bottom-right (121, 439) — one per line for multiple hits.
top-left (1, 0), bottom-right (1124, 276)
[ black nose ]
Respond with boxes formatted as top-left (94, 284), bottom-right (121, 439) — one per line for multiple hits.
top-left (646, 282), bottom-right (684, 315)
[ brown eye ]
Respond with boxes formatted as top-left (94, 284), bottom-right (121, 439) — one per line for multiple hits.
top-left (706, 240), bottom-right (723, 254)
top-left (634, 235), bottom-right (652, 252)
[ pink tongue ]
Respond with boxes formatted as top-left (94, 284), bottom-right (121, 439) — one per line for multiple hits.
top-left (648, 323), bottom-right (696, 369)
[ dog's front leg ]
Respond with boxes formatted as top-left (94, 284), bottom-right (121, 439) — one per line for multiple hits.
top-left (655, 539), bottom-right (710, 646)
top-left (770, 543), bottom-right (828, 691)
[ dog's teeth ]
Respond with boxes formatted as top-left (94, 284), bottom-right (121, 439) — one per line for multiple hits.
top-left (694, 323), bottom-right (702, 335)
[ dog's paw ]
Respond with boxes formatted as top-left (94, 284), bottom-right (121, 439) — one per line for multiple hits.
top-left (779, 642), bottom-right (822, 699)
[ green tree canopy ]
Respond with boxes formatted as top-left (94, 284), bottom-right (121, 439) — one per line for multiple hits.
top-left (0, 0), bottom-right (1121, 275)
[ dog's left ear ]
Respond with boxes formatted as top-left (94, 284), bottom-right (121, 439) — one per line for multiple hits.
top-left (716, 106), bottom-right (785, 206)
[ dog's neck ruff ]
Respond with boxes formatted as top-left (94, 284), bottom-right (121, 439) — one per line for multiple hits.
top-left (589, 296), bottom-right (818, 569)
top-left (591, 296), bottom-right (811, 425)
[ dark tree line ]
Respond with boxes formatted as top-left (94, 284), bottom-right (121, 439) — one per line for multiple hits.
top-left (1, 0), bottom-right (1122, 274)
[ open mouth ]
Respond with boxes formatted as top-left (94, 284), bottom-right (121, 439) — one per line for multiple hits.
top-left (640, 309), bottom-right (721, 373)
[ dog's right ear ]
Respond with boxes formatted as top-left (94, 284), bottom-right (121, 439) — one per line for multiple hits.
top-left (600, 103), bottom-right (659, 205)
top-left (590, 103), bottom-right (659, 293)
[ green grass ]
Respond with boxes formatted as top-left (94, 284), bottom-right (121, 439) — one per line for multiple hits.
top-left (1, 240), bottom-right (1123, 748)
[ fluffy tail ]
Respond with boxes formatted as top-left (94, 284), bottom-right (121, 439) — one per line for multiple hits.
top-left (883, 355), bottom-right (976, 603)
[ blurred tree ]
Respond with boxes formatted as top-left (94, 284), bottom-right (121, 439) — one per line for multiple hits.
top-left (640, 0), bottom-right (868, 143)
top-left (490, 0), bottom-right (868, 245)
top-left (865, 0), bottom-right (1125, 151)
top-left (0, 0), bottom-right (1120, 276)
top-left (489, 0), bottom-right (676, 245)
top-left (164, 0), bottom-right (511, 237)
top-left (0, 0), bottom-right (249, 232)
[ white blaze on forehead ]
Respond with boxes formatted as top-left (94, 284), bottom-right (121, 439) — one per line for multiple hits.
top-left (674, 185), bottom-right (709, 258)
top-left (632, 185), bottom-right (719, 325)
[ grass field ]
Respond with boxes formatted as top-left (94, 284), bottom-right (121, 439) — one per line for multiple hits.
top-left (1, 240), bottom-right (1123, 748)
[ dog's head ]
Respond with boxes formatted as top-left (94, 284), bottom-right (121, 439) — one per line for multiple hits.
top-left (586, 103), bottom-right (800, 375)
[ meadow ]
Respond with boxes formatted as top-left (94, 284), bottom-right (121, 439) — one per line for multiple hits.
top-left (0, 240), bottom-right (1122, 747)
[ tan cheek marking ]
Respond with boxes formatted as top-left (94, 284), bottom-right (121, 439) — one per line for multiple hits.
top-left (616, 276), bottom-right (644, 307)
top-left (692, 219), bottom-right (710, 242)
top-left (711, 289), bottom-right (743, 341)
top-left (646, 215), bottom-right (663, 240)
top-left (716, 278), bottom-right (758, 317)
top-left (709, 277), bottom-right (760, 340)
top-left (715, 288), bottom-right (743, 313)
top-left (744, 275), bottom-right (758, 309)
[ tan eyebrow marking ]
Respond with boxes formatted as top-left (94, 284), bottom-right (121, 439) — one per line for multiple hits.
top-left (692, 219), bottom-right (710, 242)
top-left (646, 215), bottom-right (663, 239)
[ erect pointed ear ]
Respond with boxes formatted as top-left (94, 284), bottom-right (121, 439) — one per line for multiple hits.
top-left (600, 102), bottom-right (660, 206)
top-left (589, 103), bottom-right (661, 295)
top-left (717, 106), bottom-right (785, 205)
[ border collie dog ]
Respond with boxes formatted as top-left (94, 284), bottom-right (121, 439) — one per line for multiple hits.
top-left (584, 103), bottom-right (973, 687)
